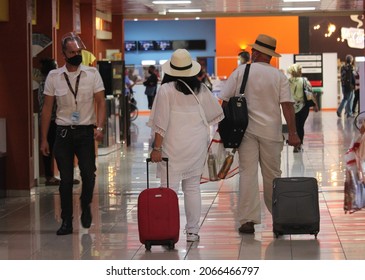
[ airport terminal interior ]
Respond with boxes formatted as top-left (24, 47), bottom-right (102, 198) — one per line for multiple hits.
top-left (0, 0), bottom-right (364, 263)
top-left (1, 92), bottom-right (365, 260)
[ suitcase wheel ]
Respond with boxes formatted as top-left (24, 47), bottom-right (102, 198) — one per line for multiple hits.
top-left (145, 242), bottom-right (152, 251)
top-left (168, 241), bottom-right (175, 250)
top-left (273, 230), bottom-right (281, 238)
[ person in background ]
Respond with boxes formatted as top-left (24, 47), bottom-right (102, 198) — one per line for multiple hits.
top-left (219, 34), bottom-right (300, 234)
top-left (40, 32), bottom-right (106, 235)
top-left (287, 63), bottom-right (319, 153)
top-left (124, 69), bottom-right (134, 95)
top-left (337, 54), bottom-right (355, 118)
top-left (81, 49), bottom-right (96, 66)
top-left (148, 49), bottom-right (224, 242)
top-left (143, 65), bottom-right (158, 109)
top-left (352, 65), bottom-right (360, 115)
top-left (238, 50), bottom-right (250, 65)
top-left (197, 68), bottom-right (213, 91)
top-left (38, 58), bottom-right (60, 186)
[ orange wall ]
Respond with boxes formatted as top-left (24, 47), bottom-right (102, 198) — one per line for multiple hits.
top-left (216, 16), bottom-right (299, 77)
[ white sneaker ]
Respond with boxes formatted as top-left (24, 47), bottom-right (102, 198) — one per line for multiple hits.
top-left (186, 233), bottom-right (200, 242)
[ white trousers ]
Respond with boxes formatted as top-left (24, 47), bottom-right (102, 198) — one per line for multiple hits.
top-left (161, 175), bottom-right (201, 234)
top-left (237, 132), bottom-right (283, 225)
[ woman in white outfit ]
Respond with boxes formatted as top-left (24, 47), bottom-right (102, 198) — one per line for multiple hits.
top-left (148, 49), bottom-right (224, 242)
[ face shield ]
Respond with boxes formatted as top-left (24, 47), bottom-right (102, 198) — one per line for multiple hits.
top-left (61, 32), bottom-right (86, 51)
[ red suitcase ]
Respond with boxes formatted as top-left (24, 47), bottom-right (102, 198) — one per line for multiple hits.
top-left (138, 158), bottom-right (180, 250)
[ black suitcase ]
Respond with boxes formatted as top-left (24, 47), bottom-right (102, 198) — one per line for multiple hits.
top-left (272, 177), bottom-right (320, 238)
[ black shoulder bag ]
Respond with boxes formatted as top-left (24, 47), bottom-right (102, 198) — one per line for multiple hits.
top-left (218, 64), bottom-right (251, 148)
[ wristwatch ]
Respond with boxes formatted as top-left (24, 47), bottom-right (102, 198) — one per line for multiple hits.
top-left (96, 127), bottom-right (104, 132)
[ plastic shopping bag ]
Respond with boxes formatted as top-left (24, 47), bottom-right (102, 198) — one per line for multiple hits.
top-left (344, 135), bottom-right (365, 213)
top-left (201, 130), bottom-right (239, 184)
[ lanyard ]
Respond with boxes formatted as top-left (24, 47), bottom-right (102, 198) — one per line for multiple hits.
top-left (64, 72), bottom-right (81, 105)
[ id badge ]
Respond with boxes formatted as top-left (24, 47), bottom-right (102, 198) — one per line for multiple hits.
top-left (71, 111), bottom-right (80, 124)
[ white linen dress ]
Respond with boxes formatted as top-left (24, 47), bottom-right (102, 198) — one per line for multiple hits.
top-left (148, 82), bottom-right (224, 183)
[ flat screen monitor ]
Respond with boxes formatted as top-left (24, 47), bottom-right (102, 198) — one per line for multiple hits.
top-left (124, 41), bottom-right (137, 51)
top-left (187, 40), bottom-right (206, 50)
top-left (172, 40), bottom-right (206, 50)
top-left (154, 40), bottom-right (173, 50)
top-left (138, 40), bottom-right (154, 51)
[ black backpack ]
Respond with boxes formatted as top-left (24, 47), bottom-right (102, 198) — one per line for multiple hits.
top-left (341, 64), bottom-right (354, 91)
top-left (218, 64), bottom-right (250, 148)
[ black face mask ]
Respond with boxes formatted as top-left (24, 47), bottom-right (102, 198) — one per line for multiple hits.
top-left (67, 54), bottom-right (82, 66)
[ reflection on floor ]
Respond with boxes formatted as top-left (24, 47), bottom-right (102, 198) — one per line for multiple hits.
top-left (1, 111), bottom-right (365, 260)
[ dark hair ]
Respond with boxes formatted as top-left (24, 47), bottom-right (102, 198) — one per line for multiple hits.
top-left (239, 51), bottom-right (250, 62)
top-left (197, 69), bottom-right (206, 78)
top-left (345, 54), bottom-right (353, 64)
top-left (40, 58), bottom-right (57, 76)
top-left (161, 74), bottom-right (201, 95)
top-left (61, 37), bottom-right (73, 51)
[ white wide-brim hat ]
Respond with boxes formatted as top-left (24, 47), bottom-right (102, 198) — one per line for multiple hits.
top-left (162, 49), bottom-right (201, 77)
top-left (249, 34), bottom-right (281, 57)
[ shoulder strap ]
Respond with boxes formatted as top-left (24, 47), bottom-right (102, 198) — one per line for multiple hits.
top-left (239, 64), bottom-right (251, 96)
top-left (177, 79), bottom-right (200, 103)
top-left (177, 79), bottom-right (209, 127)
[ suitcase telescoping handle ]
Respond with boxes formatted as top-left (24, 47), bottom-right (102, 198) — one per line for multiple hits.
top-left (146, 157), bottom-right (169, 189)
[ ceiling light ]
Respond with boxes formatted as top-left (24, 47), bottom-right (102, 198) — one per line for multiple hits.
top-left (282, 7), bottom-right (316, 11)
top-left (153, 1), bottom-right (191, 4)
top-left (168, 9), bottom-right (202, 13)
top-left (141, 60), bottom-right (156, 66)
top-left (283, 0), bottom-right (319, 2)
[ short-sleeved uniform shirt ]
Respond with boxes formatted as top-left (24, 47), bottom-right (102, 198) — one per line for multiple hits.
top-left (43, 64), bottom-right (105, 126)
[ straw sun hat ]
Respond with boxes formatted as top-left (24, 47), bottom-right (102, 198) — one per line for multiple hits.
top-left (162, 49), bottom-right (201, 77)
top-left (249, 34), bottom-right (281, 57)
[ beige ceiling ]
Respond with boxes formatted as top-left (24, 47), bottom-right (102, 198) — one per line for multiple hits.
top-left (84, 0), bottom-right (365, 19)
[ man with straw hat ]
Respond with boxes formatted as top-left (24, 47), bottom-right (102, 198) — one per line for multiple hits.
top-left (148, 49), bottom-right (224, 242)
top-left (219, 34), bottom-right (300, 234)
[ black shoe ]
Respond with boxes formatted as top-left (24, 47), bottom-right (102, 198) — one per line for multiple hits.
top-left (238, 222), bottom-right (255, 234)
top-left (56, 219), bottom-right (73, 235)
top-left (336, 111), bottom-right (341, 118)
top-left (45, 177), bottom-right (60, 186)
top-left (81, 205), bottom-right (92, 228)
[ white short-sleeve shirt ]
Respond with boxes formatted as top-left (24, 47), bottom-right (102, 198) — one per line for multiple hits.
top-left (219, 62), bottom-right (293, 141)
top-left (43, 64), bottom-right (105, 126)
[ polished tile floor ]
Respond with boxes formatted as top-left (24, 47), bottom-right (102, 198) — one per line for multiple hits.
top-left (1, 110), bottom-right (365, 260)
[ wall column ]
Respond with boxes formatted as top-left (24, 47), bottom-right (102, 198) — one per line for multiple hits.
top-left (0, 0), bottom-right (34, 195)
top-left (80, 1), bottom-right (96, 54)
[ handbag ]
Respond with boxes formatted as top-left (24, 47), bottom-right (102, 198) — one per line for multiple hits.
top-left (218, 64), bottom-right (251, 148)
top-left (144, 86), bottom-right (156, 96)
top-left (303, 78), bottom-right (315, 107)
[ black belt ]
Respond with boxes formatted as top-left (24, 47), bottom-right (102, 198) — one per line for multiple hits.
top-left (57, 125), bottom-right (95, 130)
